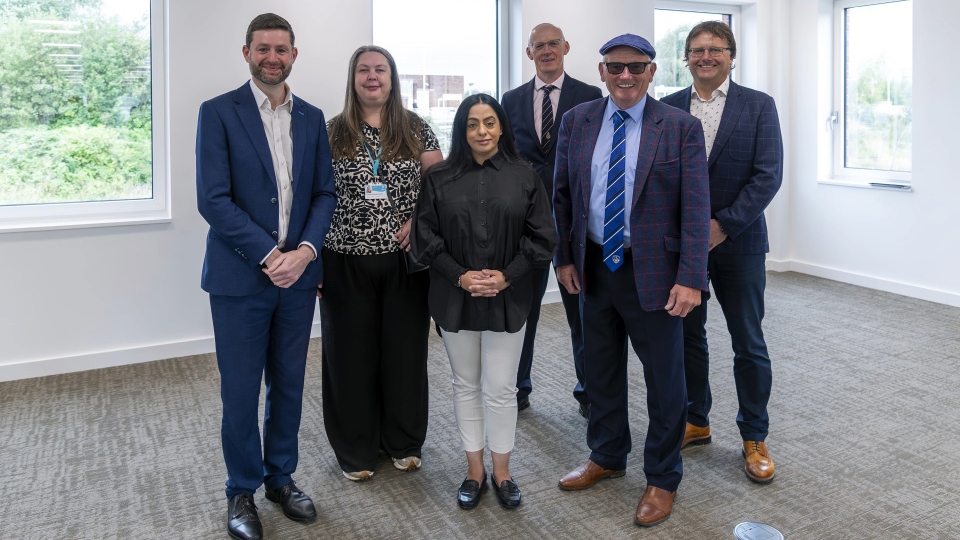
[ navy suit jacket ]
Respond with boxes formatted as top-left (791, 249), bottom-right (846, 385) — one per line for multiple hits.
top-left (501, 75), bottom-right (602, 199)
top-left (196, 82), bottom-right (337, 296)
top-left (553, 96), bottom-right (711, 311)
top-left (661, 81), bottom-right (782, 254)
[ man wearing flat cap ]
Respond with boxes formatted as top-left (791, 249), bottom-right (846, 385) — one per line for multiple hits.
top-left (553, 33), bottom-right (710, 527)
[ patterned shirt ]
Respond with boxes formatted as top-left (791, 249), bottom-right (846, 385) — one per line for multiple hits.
top-left (689, 77), bottom-right (730, 158)
top-left (326, 119), bottom-right (440, 255)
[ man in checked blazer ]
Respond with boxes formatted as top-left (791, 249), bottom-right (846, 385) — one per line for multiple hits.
top-left (196, 13), bottom-right (336, 540)
top-left (553, 34), bottom-right (710, 527)
top-left (661, 21), bottom-right (783, 484)
top-left (501, 23), bottom-right (602, 417)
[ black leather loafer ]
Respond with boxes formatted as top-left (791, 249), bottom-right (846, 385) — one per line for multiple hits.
top-left (265, 481), bottom-right (317, 522)
top-left (227, 493), bottom-right (263, 540)
top-left (517, 395), bottom-right (530, 411)
top-left (492, 475), bottom-right (522, 509)
top-left (457, 472), bottom-right (487, 510)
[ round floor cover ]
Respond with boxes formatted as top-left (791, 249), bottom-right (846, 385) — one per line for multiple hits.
top-left (734, 522), bottom-right (784, 540)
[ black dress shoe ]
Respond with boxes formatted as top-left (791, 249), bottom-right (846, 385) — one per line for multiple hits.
top-left (517, 395), bottom-right (530, 411)
top-left (265, 481), bottom-right (317, 522)
top-left (491, 475), bottom-right (522, 509)
top-left (457, 472), bottom-right (487, 510)
top-left (227, 493), bottom-right (262, 540)
top-left (578, 402), bottom-right (590, 419)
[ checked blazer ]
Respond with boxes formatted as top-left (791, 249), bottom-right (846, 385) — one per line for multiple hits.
top-left (661, 81), bottom-right (782, 254)
top-left (553, 96), bottom-right (711, 311)
top-left (501, 75), bottom-right (602, 199)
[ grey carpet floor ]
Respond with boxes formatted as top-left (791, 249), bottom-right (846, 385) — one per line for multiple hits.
top-left (2, 272), bottom-right (959, 539)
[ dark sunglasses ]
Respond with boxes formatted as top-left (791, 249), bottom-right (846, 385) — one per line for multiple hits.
top-left (603, 62), bottom-right (651, 75)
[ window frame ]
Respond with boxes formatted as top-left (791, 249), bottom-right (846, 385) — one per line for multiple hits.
top-left (0, 0), bottom-right (169, 233)
top-left (831, 0), bottom-right (912, 185)
top-left (654, 0), bottom-right (742, 95)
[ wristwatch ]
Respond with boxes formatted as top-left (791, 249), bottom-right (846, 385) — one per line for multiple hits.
top-left (456, 273), bottom-right (463, 288)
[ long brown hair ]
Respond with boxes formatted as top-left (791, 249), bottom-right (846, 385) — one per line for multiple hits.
top-left (328, 45), bottom-right (424, 161)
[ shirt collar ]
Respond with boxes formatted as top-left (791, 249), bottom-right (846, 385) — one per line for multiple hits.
top-left (691, 77), bottom-right (729, 103)
top-left (474, 151), bottom-right (505, 170)
top-left (249, 79), bottom-right (293, 112)
top-left (535, 72), bottom-right (565, 91)
top-left (604, 94), bottom-right (647, 124)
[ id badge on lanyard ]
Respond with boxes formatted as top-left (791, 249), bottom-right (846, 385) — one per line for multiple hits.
top-left (364, 142), bottom-right (387, 200)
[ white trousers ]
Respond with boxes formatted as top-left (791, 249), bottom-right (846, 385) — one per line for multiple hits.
top-left (441, 325), bottom-right (526, 454)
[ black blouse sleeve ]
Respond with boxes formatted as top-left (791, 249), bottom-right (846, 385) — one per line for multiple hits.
top-left (411, 170), bottom-right (467, 286)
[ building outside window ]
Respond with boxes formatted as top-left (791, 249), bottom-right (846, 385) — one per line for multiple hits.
top-left (372, 0), bottom-right (498, 155)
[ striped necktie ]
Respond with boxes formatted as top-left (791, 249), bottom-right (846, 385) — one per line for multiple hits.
top-left (540, 84), bottom-right (556, 150)
top-left (603, 110), bottom-right (629, 272)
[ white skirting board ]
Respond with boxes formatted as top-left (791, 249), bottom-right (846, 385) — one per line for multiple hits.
top-left (0, 322), bottom-right (323, 383)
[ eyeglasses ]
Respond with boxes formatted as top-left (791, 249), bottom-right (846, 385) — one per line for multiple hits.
top-left (530, 39), bottom-right (565, 52)
top-left (687, 47), bottom-right (731, 58)
top-left (603, 62), bottom-right (651, 75)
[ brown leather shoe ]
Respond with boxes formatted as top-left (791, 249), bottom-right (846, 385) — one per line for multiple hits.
top-left (634, 485), bottom-right (676, 527)
top-left (742, 441), bottom-right (775, 482)
top-left (681, 423), bottom-right (711, 449)
top-left (557, 459), bottom-right (626, 491)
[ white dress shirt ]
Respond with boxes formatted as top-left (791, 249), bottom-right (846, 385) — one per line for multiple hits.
top-left (533, 72), bottom-right (565, 140)
top-left (249, 80), bottom-right (316, 263)
top-left (689, 77), bottom-right (730, 158)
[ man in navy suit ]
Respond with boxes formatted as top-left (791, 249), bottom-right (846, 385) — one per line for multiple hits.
top-left (553, 34), bottom-right (710, 527)
top-left (501, 23), bottom-right (602, 417)
top-left (196, 13), bottom-right (336, 540)
top-left (661, 21), bottom-right (783, 484)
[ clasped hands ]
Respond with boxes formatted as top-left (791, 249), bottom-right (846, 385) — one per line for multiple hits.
top-left (460, 269), bottom-right (509, 297)
top-left (263, 246), bottom-right (314, 289)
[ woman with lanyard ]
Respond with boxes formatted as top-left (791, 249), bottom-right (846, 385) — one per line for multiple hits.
top-left (412, 94), bottom-right (556, 509)
top-left (321, 45), bottom-right (442, 481)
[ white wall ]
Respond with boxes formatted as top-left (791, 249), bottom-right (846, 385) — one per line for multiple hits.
top-left (782, 0), bottom-right (960, 306)
top-left (2, 0), bottom-right (955, 382)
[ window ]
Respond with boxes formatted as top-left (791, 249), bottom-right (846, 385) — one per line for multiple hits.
top-left (834, 0), bottom-right (912, 183)
top-left (654, 1), bottom-right (738, 99)
top-left (0, 0), bottom-right (167, 232)
top-left (372, 0), bottom-right (499, 155)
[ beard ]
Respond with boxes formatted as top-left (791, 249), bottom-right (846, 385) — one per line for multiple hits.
top-left (249, 61), bottom-right (291, 86)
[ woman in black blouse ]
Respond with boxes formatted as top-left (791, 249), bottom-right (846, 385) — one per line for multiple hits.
top-left (412, 94), bottom-right (556, 509)
top-left (320, 45), bottom-right (442, 481)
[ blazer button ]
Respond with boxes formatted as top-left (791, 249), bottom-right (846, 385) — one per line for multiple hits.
top-left (271, 198), bottom-right (278, 204)
top-left (272, 231), bottom-right (278, 238)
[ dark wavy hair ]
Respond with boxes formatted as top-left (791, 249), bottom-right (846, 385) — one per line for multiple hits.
top-left (328, 45), bottom-right (425, 161)
top-left (427, 93), bottom-right (524, 185)
top-left (684, 21), bottom-right (737, 61)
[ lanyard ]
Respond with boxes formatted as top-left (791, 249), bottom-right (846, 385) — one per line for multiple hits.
top-left (364, 142), bottom-right (382, 178)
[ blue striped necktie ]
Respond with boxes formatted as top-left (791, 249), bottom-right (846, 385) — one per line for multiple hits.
top-left (603, 110), bottom-right (629, 272)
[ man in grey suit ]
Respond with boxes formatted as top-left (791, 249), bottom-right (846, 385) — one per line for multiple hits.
top-left (501, 23), bottom-right (602, 417)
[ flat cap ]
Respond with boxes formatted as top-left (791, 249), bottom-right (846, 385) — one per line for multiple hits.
top-left (599, 33), bottom-right (656, 60)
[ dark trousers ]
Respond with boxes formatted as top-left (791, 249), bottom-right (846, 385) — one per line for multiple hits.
top-left (318, 248), bottom-right (430, 472)
top-left (516, 266), bottom-right (587, 405)
top-left (581, 242), bottom-right (686, 492)
top-left (682, 252), bottom-right (771, 441)
top-left (210, 285), bottom-right (317, 499)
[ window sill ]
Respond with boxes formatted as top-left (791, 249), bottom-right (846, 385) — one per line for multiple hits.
top-left (817, 177), bottom-right (912, 192)
top-left (0, 205), bottom-right (171, 234)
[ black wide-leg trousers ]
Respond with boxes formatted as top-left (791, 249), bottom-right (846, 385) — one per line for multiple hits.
top-left (318, 248), bottom-right (430, 473)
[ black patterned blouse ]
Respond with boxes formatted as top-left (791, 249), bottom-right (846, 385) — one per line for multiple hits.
top-left (325, 120), bottom-right (439, 255)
